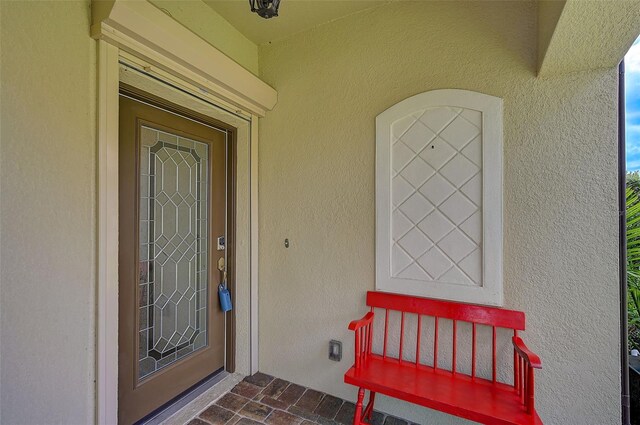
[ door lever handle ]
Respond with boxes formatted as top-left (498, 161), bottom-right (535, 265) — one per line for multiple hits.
top-left (217, 257), bottom-right (227, 284)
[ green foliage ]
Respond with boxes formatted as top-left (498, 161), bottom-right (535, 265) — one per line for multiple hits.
top-left (627, 172), bottom-right (640, 348)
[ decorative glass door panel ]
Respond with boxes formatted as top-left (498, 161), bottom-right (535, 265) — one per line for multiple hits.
top-left (119, 94), bottom-right (226, 425)
top-left (138, 127), bottom-right (210, 380)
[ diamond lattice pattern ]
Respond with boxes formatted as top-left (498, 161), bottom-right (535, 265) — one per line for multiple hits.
top-left (138, 126), bottom-right (209, 380)
top-left (391, 107), bottom-right (482, 287)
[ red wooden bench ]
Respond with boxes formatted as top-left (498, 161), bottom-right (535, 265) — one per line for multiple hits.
top-left (344, 291), bottom-right (542, 425)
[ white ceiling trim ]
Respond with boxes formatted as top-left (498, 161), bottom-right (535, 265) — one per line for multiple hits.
top-left (91, 0), bottom-right (277, 117)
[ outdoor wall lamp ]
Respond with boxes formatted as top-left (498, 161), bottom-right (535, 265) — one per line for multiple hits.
top-left (249, 0), bottom-right (280, 19)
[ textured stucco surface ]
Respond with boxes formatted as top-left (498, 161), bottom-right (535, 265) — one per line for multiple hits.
top-left (149, 0), bottom-right (259, 75)
top-left (539, 0), bottom-right (640, 75)
top-left (0, 1), bottom-right (96, 423)
top-left (537, 0), bottom-right (566, 72)
top-left (258, 1), bottom-right (620, 424)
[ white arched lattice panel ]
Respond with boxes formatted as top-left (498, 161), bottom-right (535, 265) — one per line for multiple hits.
top-left (376, 90), bottom-right (503, 306)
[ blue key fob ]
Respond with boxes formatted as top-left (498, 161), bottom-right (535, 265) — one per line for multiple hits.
top-left (218, 284), bottom-right (232, 312)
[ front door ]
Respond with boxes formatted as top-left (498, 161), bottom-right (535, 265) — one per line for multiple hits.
top-left (118, 94), bottom-right (226, 424)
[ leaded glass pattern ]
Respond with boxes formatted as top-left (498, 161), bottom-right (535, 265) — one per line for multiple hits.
top-left (138, 126), bottom-right (209, 381)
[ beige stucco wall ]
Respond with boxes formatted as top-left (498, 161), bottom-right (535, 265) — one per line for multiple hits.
top-left (0, 0), bottom-right (623, 423)
top-left (0, 1), bottom-right (97, 424)
top-left (0, 1), bottom-right (260, 422)
top-left (258, 1), bottom-right (620, 424)
top-left (537, 0), bottom-right (566, 71)
top-left (148, 0), bottom-right (259, 75)
top-left (538, 0), bottom-right (640, 76)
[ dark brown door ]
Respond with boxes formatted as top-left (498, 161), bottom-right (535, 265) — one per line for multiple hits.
top-left (118, 94), bottom-right (226, 425)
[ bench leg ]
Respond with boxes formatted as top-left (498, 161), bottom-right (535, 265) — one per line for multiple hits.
top-left (353, 388), bottom-right (365, 425)
top-left (364, 392), bottom-right (376, 420)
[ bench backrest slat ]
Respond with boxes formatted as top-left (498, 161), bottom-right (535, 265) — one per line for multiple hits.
top-left (415, 315), bottom-right (422, 366)
top-left (434, 317), bottom-right (439, 368)
top-left (383, 309), bottom-right (389, 359)
top-left (472, 323), bottom-right (477, 378)
top-left (399, 312), bottom-right (405, 362)
top-left (452, 320), bottom-right (457, 373)
top-left (492, 326), bottom-right (497, 382)
top-left (366, 291), bottom-right (526, 330)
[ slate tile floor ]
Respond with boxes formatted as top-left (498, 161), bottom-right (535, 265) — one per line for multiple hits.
top-left (187, 373), bottom-right (416, 425)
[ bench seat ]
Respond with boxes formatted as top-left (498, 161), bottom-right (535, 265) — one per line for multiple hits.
top-left (345, 355), bottom-right (542, 425)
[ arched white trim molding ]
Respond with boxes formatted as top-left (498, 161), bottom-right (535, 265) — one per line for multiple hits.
top-left (376, 89), bottom-right (504, 306)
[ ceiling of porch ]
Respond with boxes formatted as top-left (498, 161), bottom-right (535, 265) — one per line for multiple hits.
top-left (203, 0), bottom-right (388, 45)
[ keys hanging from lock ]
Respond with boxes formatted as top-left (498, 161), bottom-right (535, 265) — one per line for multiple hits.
top-left (217, 257), bottom-right (232, 312)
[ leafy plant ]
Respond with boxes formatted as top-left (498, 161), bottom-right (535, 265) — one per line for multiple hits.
top-left (627, 172), bottom-right (640, 348)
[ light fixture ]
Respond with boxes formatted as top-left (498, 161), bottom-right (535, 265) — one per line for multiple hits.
top-left (249, 0), bottom-right (280, 19)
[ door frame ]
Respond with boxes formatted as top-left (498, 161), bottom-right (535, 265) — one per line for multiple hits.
top-left (96, 32), bottom-right (268, 424)
top-left (619, 59), bottom-right (631, 425)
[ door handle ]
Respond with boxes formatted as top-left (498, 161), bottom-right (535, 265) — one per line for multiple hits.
top-left (217, 257), bottom-right (227, 284)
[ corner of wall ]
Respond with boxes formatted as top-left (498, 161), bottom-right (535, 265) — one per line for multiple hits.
top-left (536, 0), bottom-right (566, 75)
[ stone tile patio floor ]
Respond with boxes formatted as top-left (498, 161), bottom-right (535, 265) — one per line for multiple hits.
top-left (186, 372), bottom-right (417, 425)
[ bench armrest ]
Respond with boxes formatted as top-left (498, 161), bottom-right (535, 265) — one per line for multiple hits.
top-left (512, 336), bottom-right (542, 369)
top-left (512, 336), bottom-right (541, 414)
top-left (348, 312), bottom-right (374, 368)
top-left (348, 312), bottom-right (374, 331)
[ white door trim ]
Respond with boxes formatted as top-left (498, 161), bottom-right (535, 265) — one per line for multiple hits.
top-left (94, 3), bottom-right (274, 420)
top-left (96, 40), bottom-right (120, 425)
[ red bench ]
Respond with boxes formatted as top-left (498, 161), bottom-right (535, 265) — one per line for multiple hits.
top-left (344, 291), bottom-right (542, 425)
